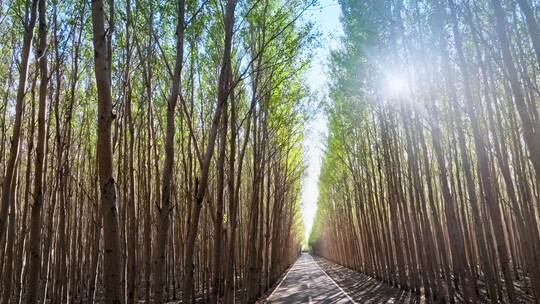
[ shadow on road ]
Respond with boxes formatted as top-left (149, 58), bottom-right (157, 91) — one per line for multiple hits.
top-left (313, 256), bottom-right (423, 304)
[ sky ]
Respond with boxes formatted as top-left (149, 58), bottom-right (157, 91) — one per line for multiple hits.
top-left (300, 0), bottom-right (343, 241)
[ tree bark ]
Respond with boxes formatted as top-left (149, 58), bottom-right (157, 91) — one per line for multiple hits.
top-left (152, 0), bottom-right (185, 302)
top-left (91, 0), bottom-right (124, 302)
top-left (25, 0), bottom-right (48, 301)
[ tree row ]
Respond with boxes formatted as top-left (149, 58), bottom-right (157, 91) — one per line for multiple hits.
top-left (311, 0), bottom-right (540, 303)
top-left (0, 0), bottom-right (312, 303)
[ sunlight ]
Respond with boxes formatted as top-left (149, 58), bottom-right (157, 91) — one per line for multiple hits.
top-left (301, 113), bottom-right (328, 241)
top-left (386, 73), bottom-right (408, 97)
top-left (301, 189), bottom-right (318, 238)
top-left (300, 0), bottom-right (339, 243)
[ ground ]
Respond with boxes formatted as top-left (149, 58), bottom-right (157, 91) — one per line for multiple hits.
top-left (263, 253), bottom-right (423, 304)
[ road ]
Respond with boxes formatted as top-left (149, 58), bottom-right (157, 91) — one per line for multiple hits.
top-left (267, 253), bottom-right (356, 303)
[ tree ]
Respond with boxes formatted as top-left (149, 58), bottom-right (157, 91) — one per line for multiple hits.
top-left (91, 0), bottom-right (123, 302)
top-left (152, 0), bottom-right (185, 302)
top-left (0, 0), bottom-right (37, 245)
top-left (25, 0), bottom-right (48, 302)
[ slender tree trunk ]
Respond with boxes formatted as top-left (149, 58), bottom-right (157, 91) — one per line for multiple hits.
top-left (2, 160), bottom-right (19, 304)
top-left (152, 1), bottom-right (185, 302)
top-left (124, 1), bottom-right (137, 302)
top-left (183, 1), bottom-right (236, 302)
top-left (91, 0), bottom-right (124, 302)
top-left (25, 0), bottom-right (48, 301)
top-left (211, 102), bottom-right (228, 304)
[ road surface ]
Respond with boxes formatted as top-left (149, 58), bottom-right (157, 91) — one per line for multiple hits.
top-left (267, 253), bottom-right (356, 303)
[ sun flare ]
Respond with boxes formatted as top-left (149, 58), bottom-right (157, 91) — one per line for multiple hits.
top-left (386, 73), bottom-right (408, 96)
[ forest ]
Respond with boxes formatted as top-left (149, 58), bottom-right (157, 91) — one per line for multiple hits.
top-left (310, 0), bottom-right (540, 303)
top-left (0, 0), bottom-right (312, 303)
top-left (5, 0), bottom-right (540, 303)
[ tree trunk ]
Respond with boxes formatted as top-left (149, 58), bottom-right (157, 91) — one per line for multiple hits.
top-left (91, 0), bottom-right (124, 302)
top-left (152, 1), bottom-right (185, 302)
top-left (25, 0), bottom-right (48, 301)
top-left (182, 1), bottom-right (236, 302)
